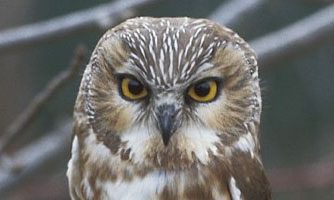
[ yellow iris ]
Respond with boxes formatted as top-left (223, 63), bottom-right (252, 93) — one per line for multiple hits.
top-left (121, 77), bottom-right (148, 100)
top-left (187, 80), bottom-right (218, 102)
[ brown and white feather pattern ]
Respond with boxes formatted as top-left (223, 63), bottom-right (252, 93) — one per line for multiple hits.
top-left (67, 17), bottom-right (271, 200)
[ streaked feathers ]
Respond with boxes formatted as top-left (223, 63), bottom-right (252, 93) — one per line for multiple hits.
top-left (67, 17), bottom-right (271, 200)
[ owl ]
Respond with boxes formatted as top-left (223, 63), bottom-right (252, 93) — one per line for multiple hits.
top-left (67, 17), bottom-right (271, 200)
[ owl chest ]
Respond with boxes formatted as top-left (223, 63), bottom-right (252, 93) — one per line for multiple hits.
top-left (84, 170), bottom-right (232, 200)
top-left (92, 171), bottom-right (169, 200)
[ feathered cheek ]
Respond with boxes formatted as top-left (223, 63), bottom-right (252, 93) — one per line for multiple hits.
top-left (111, 106), bottom-right (135, 132)
top-left (99, 92), bottom-right (141, 133)
top-left (194, 99), bottom-right (225, 130)
top-left (92, 102), bottom-right (137, 134)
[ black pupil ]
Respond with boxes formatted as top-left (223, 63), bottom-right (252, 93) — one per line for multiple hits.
top-left (128, 79), bottom-right (143, 95)
top-left (194, 82), bottom-right (211, 97)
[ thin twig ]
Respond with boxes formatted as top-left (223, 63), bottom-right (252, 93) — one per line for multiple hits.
top-left (4, 171), bottom-right (69, 200)
top-left (0, 119), bottom-right (72, 197)
top-left (209, 0), bottom-right (264, 27)
top-left (268, 160), bottom-right (334, 192)
top-left (251, 3), bottom-right (334, 67)
top-left (0, 45), bottom-right (87, 155)
top-left (0, 0), bottom-right (161, 53)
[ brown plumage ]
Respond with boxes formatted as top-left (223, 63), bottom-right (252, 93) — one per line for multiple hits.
top-left (67, 17), bottom-right (271, 200)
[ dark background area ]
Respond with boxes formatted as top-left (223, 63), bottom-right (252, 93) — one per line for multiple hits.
top-left (0, 0), bottom-right (333, 199)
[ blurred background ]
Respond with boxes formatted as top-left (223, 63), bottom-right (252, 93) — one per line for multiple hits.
top-left (0, 0), bottom-right (333, 199)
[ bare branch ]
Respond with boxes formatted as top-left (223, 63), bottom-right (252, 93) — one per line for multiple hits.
top-left (0, 0), bottom-right (160, 53)
top-left (0, 119), bottom-right (72, 197)
top-left (0, 45), bottom-right (87, 155)
top-left (5, 171), bottom-right (69, 200)
top-left (268, 160), bottom-right (334, 192)
top-left (251, 3), bottom-right (334, 67)
top-left (209, 0), bottom-right (264, 27)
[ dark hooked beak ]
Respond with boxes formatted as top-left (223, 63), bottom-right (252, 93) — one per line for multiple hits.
top-left (156, 104), bottom-right (178, 146)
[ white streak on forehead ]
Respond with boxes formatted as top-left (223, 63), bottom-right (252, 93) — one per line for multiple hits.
top-left (162, 41), bottom-right (168, 53)
top-left (156, 76), bottom-right (161, 85)
top-left (145, 65), bottom-right (155, 84)
top-left (185, 60), bottom-right (196, 77)
top-left (191, 23), bottom-right (207, 30)
top-left (128, 52), bottom-right (139, 62)
top-left (172, 34), bottom-right (178, 52)
top-left (181, 61), bottom-right (190, 79)
top-left (196, 48), bottom-right (204, 60)
top-left (141, 23), bottom-right (150, 30)
top-left (148, 32), bottom-right (154, 47)
top-left (159, 48), bottom-right (165, 80)
top-left (194, 62), bottom-right (214, 75)
top-left (149, 42), bottom-right (156, 66)
top-left (149, 29), bottom-right (158, 47)
top-left (199, 33), bottom-right (207, 47)
top-left (184, 36), bottom-right (194, 57)
top-left (194, 28), bottom-right (203, 39)
top-left (162, 31), bottom-right (167, 44)
top-left (166, 20), bottom-right (171, 28)
top-left (168, 36), bottom-right (174, 82)
top-left (190, 52), bottom-right (197, 64)
top-left (138, 45), bottom-right (147, 61)
top-left (175, 29), bottom-right (180, 39)
top-left (167, 35), bottom-right (172, 50)
top-left (133, 31), bottom-right (140, 40)
top-left (178, 49), bottom-right (184, 70)
top-left (138, 32), bottom-right (146, 43)
top-left (191, 19), bottom-right (206, 24)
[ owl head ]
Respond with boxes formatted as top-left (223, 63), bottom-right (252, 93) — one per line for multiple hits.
top-left (80, 17), bottom-right (262, 170)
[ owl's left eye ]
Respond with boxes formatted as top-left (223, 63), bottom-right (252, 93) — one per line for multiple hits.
top-left (120, 77), bottom-right (148, 100)
top-left (187, 79), bottom-right (219, 103)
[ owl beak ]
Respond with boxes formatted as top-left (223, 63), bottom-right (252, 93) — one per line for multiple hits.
top-left (156, 104), bottom-right (178, 146)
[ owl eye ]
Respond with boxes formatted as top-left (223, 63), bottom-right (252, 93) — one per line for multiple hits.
top-left (120, 77), bottom-right (148, 100)
top-left (187, 79), bottom-right (219, 103)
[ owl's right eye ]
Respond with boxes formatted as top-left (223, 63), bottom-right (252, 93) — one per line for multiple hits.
top-left (120, 77), bottom-right (148, 101)
top-left (186, 79), bottom-right (219, 103)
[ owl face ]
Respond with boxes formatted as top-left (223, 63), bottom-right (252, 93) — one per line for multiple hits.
top-left (83, 17), bottom-right (261, 169)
